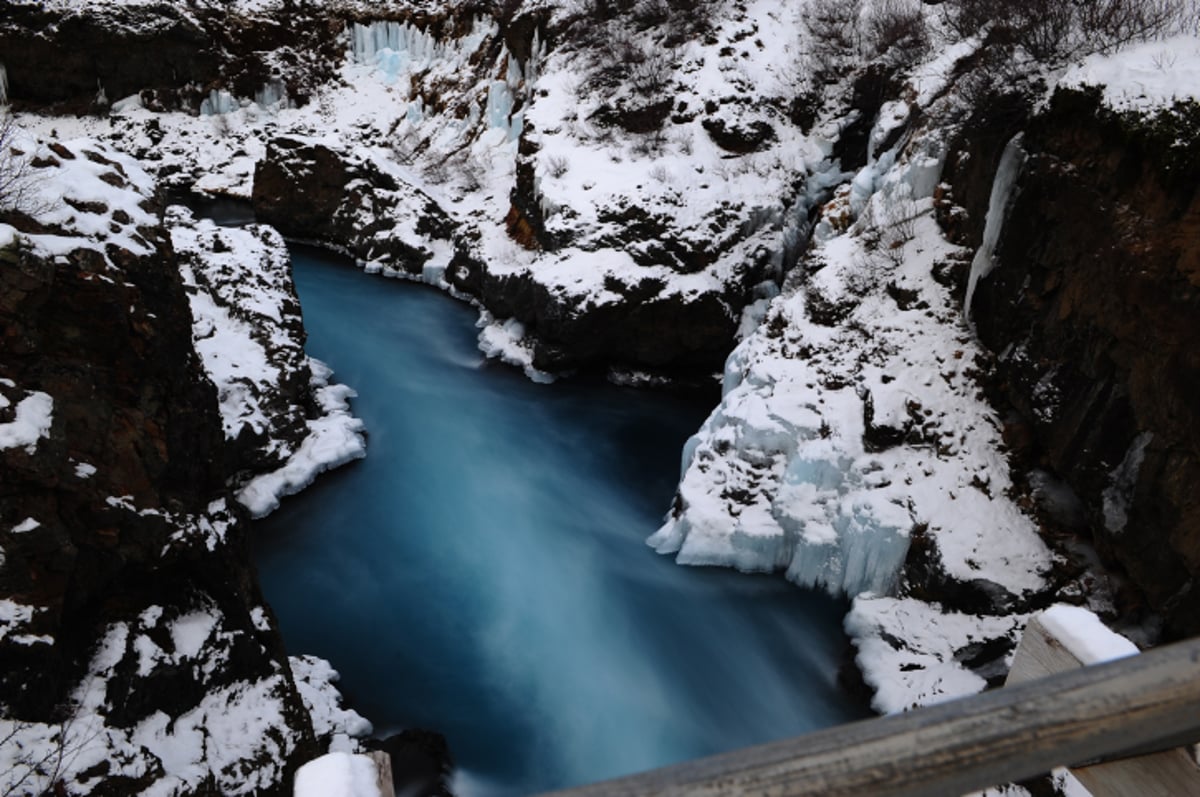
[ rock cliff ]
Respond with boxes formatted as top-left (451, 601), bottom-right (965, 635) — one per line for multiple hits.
top-left (958, 87), bottom-right (1200, 638)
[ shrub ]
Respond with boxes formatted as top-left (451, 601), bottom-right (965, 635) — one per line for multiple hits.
top-left (864, 0), bottom-right (930, 66)
top-left (943, 0), bottom-right (1186, 62)
top-left (0, 113), bottom-right (38, 219)
top-left (805, 0), bottom-right (863, 80)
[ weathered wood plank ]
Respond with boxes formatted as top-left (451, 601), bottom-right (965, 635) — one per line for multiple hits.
top-left (1006, 616), bottom-right (1200, 797)
top-left (537, 636), bottom-right (1200, 797)
top-left (368, 750), bottom-right (395, 797)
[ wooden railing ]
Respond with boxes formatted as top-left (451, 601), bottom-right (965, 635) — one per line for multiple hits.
top-left (538, 633), bottom-right (1200, 797)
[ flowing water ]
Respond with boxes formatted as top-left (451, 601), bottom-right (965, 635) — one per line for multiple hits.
top-left (253, 246), bottom-right (868, 795)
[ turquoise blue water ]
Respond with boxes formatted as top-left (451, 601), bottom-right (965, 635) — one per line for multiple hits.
top-left (253, 246), bottom-right (867, 795)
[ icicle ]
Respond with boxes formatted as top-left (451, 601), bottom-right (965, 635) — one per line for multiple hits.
top-left (0, 64), bottom-right (8, 106)
top-left (199, 89), bottom-right (238, 116)
top-left (95, 79), bottom-right (108, 108)
top-left (964, 134), bottom-right (1026, 317)
top-left (254, 80), bottom-right (288, 109)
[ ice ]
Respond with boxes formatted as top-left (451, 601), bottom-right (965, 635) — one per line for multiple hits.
top-left (1038, 604), bottom-right (1139, 665)
top-left (964, 134), bottom-right (1026, 317)
top-left (254, 80), bottom-right (289, 109)
top-left (1101, 432), bottom-right (1153, 533)
top-left (200, 89), bottom-right (239, 116)
top-left (349, 18), bottom-right (497, 85)
top-left (293, 752), bottom-right (380, 797)
top-left (0, 63), bottom-right (7, 106)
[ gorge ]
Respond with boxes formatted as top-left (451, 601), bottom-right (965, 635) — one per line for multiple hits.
top-left (1, 1), bottom-right (1198, 795)
top-left (254, 246), bottom-right (865, 794)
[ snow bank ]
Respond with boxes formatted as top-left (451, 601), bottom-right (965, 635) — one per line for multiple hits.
top-left (294, 752), bottom-right (380, 797)
top-left (654, 185), bottom-right (1052, 600)
top-left (1061, 34), bottom-right (1200, 111)
top-left (236, 359), bottom-right (367, 518)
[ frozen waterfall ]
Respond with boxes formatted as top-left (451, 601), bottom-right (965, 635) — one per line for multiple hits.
top-left (964, 134), bottom-right (1027, 316)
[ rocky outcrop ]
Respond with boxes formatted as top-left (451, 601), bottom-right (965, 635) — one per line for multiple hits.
top-left (253, 137), bottom-right (456, 276)
top-left (954, 88), bottom-right (1200, 637)
top-left (0, 1), bottom-right (344, 112)
top-left (252, 136), bottom-right (748, 377)
top-left (0, 139), bottom-right (320, 794)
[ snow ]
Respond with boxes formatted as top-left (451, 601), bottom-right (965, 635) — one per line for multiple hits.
top-left (0, 389), bottom-right (53, 454)
top-left (11, 0), bottom-right (1177, 738)
top-left (1061, 34), bottom-right (1200, 111)
top-left (170, 612), bottom-right (218, 659)
top-left (653, 179), bottom-right (1053, 600)
top-left (477, 314), bottom-right (556, 384)
top-left (236, 359), bottom-right (367, 518)
top-left (290, 655), bottom-right (373, 751)
top-left (1038, 604), bottom-right (1139, 665)
top-left (11, 517), bottom-right (40, 534)
top-left (0, 601), bottom-right (341, 797)
top-left (846, 596), bottom-right (1028, 713)
top-left (294, 752), bottom-right (381, 797)
top-left (74, 461), bottom-right (97, 479)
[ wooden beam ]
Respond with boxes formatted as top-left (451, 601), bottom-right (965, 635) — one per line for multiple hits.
top-left (1006, 615), bottom-right (1200, 797)
top-left (537, 635), bottom-right (1200, 797)
top-left (368, 750), bottom-right (395, 797)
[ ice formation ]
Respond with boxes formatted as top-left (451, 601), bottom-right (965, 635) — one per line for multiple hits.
top-left (200, 89), bottom-right (239, 115)
top-left (964, 134), bottom-right (1026, 317)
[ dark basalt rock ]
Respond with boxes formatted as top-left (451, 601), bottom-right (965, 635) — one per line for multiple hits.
top-left (0, 203), bottom-right (317, 791)
top-left (831, 65), bottom-right (905, 172)
top-left (701, 116), bottom-right (776, 154)
top-left (0, 3), bottom-right (219, 110)
top-left (368, 730), bottom-right (455, 797)
top-left (445, 252), bottom-right (739, 376)
top-left (0, 1), bottom-right (346, 112)
top-left (253, 137), bottom-right (452, 274)
top-left (955, 87), bottom-right (1200, 637)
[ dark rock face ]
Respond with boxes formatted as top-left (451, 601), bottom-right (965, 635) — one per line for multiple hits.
top-left (253, 137), bottom-right (454, 274)
top-left (0, 3), bottom-right (218, 110)
top-left (253, 136), bottom-right (744, 378)
top-left (368, 730), bottom-right (455, 797)
top-left (0, 1), bottom-right (345, 112)
top-left (958, 88), bottom-right (1200, 637)
top-left (0, 170), bottom-right (317, 791)
top-left (447, 254), bottom-right (738, 374)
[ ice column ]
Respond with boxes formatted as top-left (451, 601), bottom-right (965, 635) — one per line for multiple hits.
top-left (0, 64), bottom-right (8, 106)
top-left (200, 89), bottom-right (239, 116)
top-left (964, 133), bottom-right (1026, 316)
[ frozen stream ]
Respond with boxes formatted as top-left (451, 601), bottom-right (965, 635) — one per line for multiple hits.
top-left (252, 246), bottom-right (867, 795)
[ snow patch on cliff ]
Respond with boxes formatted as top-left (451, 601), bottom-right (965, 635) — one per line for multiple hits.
top-left (0, 384), bottom-right (53, 454)
top-left (1061, 34), bottom-right (1200, 111)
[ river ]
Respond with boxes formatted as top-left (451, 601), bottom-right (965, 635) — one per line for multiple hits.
top-left (252, 245), bottom-right (867, 795)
